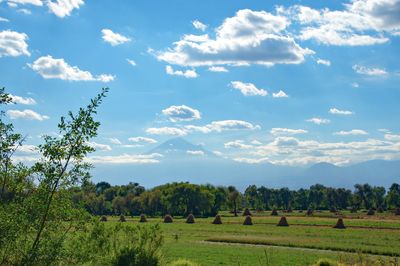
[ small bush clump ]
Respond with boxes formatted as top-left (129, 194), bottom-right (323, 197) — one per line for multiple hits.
top-left (242, 208), bottom-right (252, 216)
top-left (306, 208), bottom-right (313, 216)
top-left (367, 208), bottom-right (375, 215)
top-left (139, 214), bottom-right (147, 223)
top-left (377, 206), bottom-right (384, 213)
top-left (333, 218), bottom-right (346, 229)
top-left (170, 259), bottom-right (198, 266)
top-left (312, 258), bottom-right (338, 266)
top-left (164, 214), bottom-right (173, 223)
top-left (212, 214), bottom-right (222, 224)
top-left (243, 215), bottom-right (253, 225)
top-left (271, 209), bottom-right (278, 216)
top-left (277, 216), bottom-right (289, 226)
top-left (186, 214), bottom-right (195, 224)
top-left (100, 215), bottom-right (107, 222)
top-left (119, 215), bottom-right (126, 222)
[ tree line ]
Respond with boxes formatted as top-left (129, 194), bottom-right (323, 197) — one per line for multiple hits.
top-left (71, 181), bottom-right (400, 217)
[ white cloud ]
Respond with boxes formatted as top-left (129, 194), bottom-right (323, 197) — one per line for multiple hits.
top-left (10, 94), bottom-right (36, 105)
top-left (352, 64), bottom-right (387, 75)
top-left (192, 20), bottom-right (207, 31)
top-left (352, 82), bottom-right (360, 88)
top-left (251, 140), bottom-right (262, 145)
top-left (29, 55), bottom-right (114, 82)
top-left (208, 66), bottom-right (228, 72)
top-left (384, 134), bottom-right (400, 141)
top-left (128, 136), bottom-right (158, 144)
top-left (165, 65), bottom-right (198, 78)
top-left (272, 90), bottom-right (288, 98)
top-left (271, 128), bottom-right (307, 135)
top-left (87, 153), bottom-right (162, 164)
top-left (88, 142), bottom-right (111, 151)
top-left (157, 9), bottom-right (313, 67)
top-left (329, 108), bottom-right (353, 115)
top-left (334, 129), bottom-right (368, 136)
top-left (109, 138), bottom-right (122, 145)
top-left (230, 81), bottom-right (267, 96)
top-left (307, 117), bottom-right (330, 125)
top-left (186, 150), bottom-right (204, 156)
top-left (7, 0), bottom-right (84, 17)
top-left (224, 140), bottom-right (252, 149)
top-left (316, 58), bottom-right (331, 66)
top-left (7, 109), bottom-right (49, 121)
top-left (187, 120), bottom-right (260, 133)
top-left (146, 127), bottom-right (187, 136)
top-left (17, 8), bottom-right (31, 14)
top-left (233, 157), bottom-right (270, 164)
top-left (101, 29), bottom-right (131, 46)
top-left (16, 144), bottom-right (37, 154)
top-left (0, 30), bottom-right (30, 57)
top-left (126, 59), bottom-right (136, 66)
top-left (162, 105), bottom-right (201, 122)
top-left (0, 17), bottom-right (9, 22)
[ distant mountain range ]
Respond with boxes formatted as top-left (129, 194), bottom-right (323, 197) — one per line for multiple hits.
top-left (92, 138), bottom-right (400, 190)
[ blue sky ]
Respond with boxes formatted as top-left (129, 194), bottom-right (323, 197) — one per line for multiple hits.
top-left (1, 0), bottom-right (400, 168)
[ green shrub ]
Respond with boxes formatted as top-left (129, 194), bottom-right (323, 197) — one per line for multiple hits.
top-left (313, 258), bottom-right (338, 266)
top-left (169, 259), bottom-right (198, 266)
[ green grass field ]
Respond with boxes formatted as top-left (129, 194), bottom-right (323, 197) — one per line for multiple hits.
top-left (105, 211), bottom-right (400, 266)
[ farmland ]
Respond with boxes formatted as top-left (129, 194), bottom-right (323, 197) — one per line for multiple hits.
top-left (104, 211), bottom-right (400, 265)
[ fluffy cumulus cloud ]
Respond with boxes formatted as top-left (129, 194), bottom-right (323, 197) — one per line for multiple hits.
top-left (270, 128), bottom-right (307, 135)
top-left (157, 9), bottom-right (313, 67)
top-left (29, 56), bottom-right (114, 82)
top-left (128, 136), bottom-right (158, 144)
top-left (162, 105), bottom-right (201, 122)
top-left (7, 109), bottom-right (49, 121)
top-left (352, 64), bottom-right (388, 75)
top-left (329, 108), bottom-right (353, 115)
top-left (7, 0), bottom-right (84, 18)
top-left (186, 150), bottom-right (204, 156)
top-left (146, 127), bottom-right (187, 136)
top-left (306, 117), bottom-right (330, 125)
top-left (283, 0), bottom-right (400, 46)
top-left (87, 153), bottom-right (162, 164)
top-left (208, 66), bottom-right (228, 72)
top-left (192, 20), bottom-right (207, 31)
top-left (0, 17), bottom-right (9, 22)
top-left (165, 65), bottom-right (198, 78)
top-left (334, 129), bottom-right (368, 136)
top-left (224, 140), bottom-right (252, 149)
top-left (384, 134), bottom-right (400, 141)
top-left (272, 90), bottom-right (288, 98)
top-left (316, 58), bottom-right (331, 66)
top-left (0, 30), bottom-right (30, 57)
top-left (88, 142), bottom-right (112, 151)
top-left (10, 94), bottom-right (36, 105)
top-left (230, 81), bottom-right (267, 96)
top-left (186, 120), bottom-right (260, 133)
top-left (101, 29), bottom-right (131, 46)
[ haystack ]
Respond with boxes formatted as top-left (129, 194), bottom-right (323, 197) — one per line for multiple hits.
top-left (243, 215), bottom-right (253, 225)
top-left (212, 214), bottom-right (222, 224)
top-left (138, 214), bottom-right (147, 223)
top-left (367, 208), bottom-right (375, 215)
top-left (243, 208), bottom-right (252, 216)
top-left (333, 218), bottom-right (346, 229)
top-left (119, 215), bottom-right (126, 222)
top-left (164, 214), bottom-right (173, 223)
top-left (306, 208), bottom-right (313, 216)
top-left (271, 209), bottom-right (278, 216)
top-left (277, 216), bottom-right (289, 226)
top-left (186, 214), bottom-right (195, 224)
top-left (395, 208), bottom-right (400, 216)
top-left (100, 215), bottom-right (107, 222)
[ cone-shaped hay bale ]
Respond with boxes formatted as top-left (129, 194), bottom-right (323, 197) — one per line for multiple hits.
top-left (186, 214), bottom-right (195, 224)
top-left (119, 215), bottom-right (126, 222)
top-left (243, 208), bottom-right (252, 216)
top-left (277, 216), bottom-right (289, 226)
top-left (395, 208), bottom-right (400, 216)
top-left (333, 218), bottom-right (346, 229)
top-left (212, 214), bottom-right (222, 224)
top-left (306, 208), bottom-right (313, 216)
top-left (139, 214), bottom-right (147, 223)
top-left (271, 209), bottom-right (278, 216)
top-left (100, 215), bottom-right (107, 222)
top-left (367, 208), bottom-right (375, 215)
top-left (243, 215), bottom-right (253, 225)
top-left (164, 214), bottom-right (173, 223)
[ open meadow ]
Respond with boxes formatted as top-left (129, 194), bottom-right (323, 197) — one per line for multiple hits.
top-left (103, 211), bottom-right (400, 266)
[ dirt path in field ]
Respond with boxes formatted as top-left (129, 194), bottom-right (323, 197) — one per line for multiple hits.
top-left (200, 240), bottom-right (397, 258)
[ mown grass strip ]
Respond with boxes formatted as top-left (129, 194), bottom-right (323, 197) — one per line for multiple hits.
top-left (205, 236), bottom-right (400, 257)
